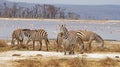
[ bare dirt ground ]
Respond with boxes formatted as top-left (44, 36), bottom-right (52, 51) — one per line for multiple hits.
top-left (0, 51), bottom-right (120, 67)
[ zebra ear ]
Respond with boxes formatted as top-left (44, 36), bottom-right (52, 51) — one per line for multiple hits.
top-left (58, 24), bottom-right (63, 27)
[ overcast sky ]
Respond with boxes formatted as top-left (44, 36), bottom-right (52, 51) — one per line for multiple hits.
top-left (8, 0), bottom-right (120, 5)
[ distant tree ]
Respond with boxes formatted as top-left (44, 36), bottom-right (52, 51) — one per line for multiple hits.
top-left (0, 3), bottom-right (81, 20)
top-left (2, 2), bottom-right (10, 17)
top-left (11, 3), bottom-right (18, 17)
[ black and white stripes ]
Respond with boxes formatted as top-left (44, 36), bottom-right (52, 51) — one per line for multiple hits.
top-left (22, 29), bottom-right (49, 51)
top-left (59, 24), bottom-right (84, 55)
top-left (11, 28), bottom-right (24, 47)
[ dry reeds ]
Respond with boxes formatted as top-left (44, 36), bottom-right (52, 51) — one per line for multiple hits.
top-left (44, 59), bottom-right (61, 67)
top-left (0, 40), bottom-right (11, 52)
top-left (67, 57), bottom-right (88, 67)
top-left (0, 40), bottom-right (8, 47)
top-left (100, 57), bottom-right (119, 67)
top-left (15, 59), bottom-right (43, 67)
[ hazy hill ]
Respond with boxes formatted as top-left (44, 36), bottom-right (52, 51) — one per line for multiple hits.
top-left (56, 4), bottom-right (120, 20)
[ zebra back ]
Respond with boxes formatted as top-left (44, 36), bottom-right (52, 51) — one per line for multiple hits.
top-left (23, 29), bottom-right (48, 41)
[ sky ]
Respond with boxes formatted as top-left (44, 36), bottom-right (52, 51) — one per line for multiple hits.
top-left (8, 0), bottom-right (120, 5)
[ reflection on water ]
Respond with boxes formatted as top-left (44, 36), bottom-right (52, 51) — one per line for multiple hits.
top-left (0, 19), bottom-right (120, 40)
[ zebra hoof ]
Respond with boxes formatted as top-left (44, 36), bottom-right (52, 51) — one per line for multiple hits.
top-left (69, 52), bottom-right (71, 55)
top-left (64, 52), bottom-right (66, 55)
top-left (73, 52), bottom-right (74, 54)
top-left (39, 49), bottom-right (41, 51)
top-left (80, 52), bottom-right (84, 54)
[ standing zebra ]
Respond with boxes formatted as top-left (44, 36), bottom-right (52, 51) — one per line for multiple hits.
top-left (11, 28), bottom-right (24, 47)
top-left (22, 29), bottom-right (49, 51)
top-left (59, 24), bottom-right (84, 55)
top-left (77, 30), bottom-right (104, 49)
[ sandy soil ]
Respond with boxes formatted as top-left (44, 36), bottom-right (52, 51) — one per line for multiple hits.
top-left (0, 51), bottom-right (120, 61)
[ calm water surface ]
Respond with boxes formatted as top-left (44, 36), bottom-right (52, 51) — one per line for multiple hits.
top-left (0, 19), bottom-right (120, 40)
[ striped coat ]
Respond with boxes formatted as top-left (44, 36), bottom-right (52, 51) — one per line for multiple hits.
top-left (59, 24), bottom-right (84, 55)
top-left (11, 28), bottom-right (24, 47)
top-left (77, 30), bottom-right (104, 49)
top-left (22, 29), bottom-right (49, 51)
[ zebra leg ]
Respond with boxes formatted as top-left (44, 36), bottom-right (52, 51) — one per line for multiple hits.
top-left (80, 44), bottom-right (84, 54)
top-left (26, 40), bottom-right (31, 50)
top-left (33, 41), bottom-right (35, 50)
top-left (77, 37), bottom-right (84, 54)
top-left (17, 40), bottom-right (21, 49)
top-left (88, 39), bottom-right (93, 50)
top-left (69, 46), bottom-right (72, 55)
top-left (11, 39), bottom-right (15, 47)
top-left (56, 43), bottom-right (60, 52)
top-left (72, 44), bottom-right (75, 55)
top-left (64, 47), bottom-right (66, 55)
top-left (17, 40), bottom-right (19, 45)
top-left (69, 44), bottom-right (74, 55)
top-left (39, 41), bottom-right (42, 51)
top-left (45, 39), bottom-right (49, 51)
top-left (63, 43), bottom-right (66, 55)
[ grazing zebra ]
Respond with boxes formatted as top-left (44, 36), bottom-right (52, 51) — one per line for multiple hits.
top-left (59, 24), bottom-right (84, 55)
top-left (77, 30), bottom-right (104, 49)
top-left (11, 28), bottom-right (24, 47)
top-left (22, 29), bottom-right (49, 51)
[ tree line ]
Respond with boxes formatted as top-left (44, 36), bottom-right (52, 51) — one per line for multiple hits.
top-left (0, 2), bottom-right (80, 20)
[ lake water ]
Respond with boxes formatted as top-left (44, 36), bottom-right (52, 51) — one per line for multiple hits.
top-left (0, 19), bottom-right (120, 40)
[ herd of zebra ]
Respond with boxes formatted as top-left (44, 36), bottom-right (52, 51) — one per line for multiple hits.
top-left (11, 24), bottom-right (104, 55)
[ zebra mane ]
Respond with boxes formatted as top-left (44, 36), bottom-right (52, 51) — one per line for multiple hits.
top-left (22, 29), bottom-right (31, 31)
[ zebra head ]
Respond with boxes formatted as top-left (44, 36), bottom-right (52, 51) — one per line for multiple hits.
top-left (59, 24), bottom-right (68, 34)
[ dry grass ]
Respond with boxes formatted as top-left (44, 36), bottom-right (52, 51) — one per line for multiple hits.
top-left (75, 41), bottom-right (120, 53)
top-left (0, 40), bottom-right (8, 47)
top-left (67, 57), bottom-right (88, 67)
top-left (14, 57), bottom-right (120, 67)
top-left (100, 57), bottom-right (119, 67)
top-left (1, 40), bottom-right (120, 67)
top-left (15, 59), bottom-right (43, 67)
top-left (44, 59), bottom-right (61, 67)
top-left (0, 40), bottom-right (120, 53)
top-left (0, 40), bottom-right (11, 52)
top-left (15, 58), bottom-right (61, 67)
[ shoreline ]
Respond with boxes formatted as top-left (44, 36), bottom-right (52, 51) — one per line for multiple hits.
top-left (0, 18), bottom-right (120, 23)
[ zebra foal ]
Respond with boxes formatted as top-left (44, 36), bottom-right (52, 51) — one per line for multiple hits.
top-left (22, 29), bottom-right (49, 51)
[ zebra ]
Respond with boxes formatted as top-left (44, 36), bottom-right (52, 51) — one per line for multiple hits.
top-left (11, 28), bottom-right (24, 47)
top-left (59, 24), bottom-right (84, 55)
top-left (56, 32), bottom-right (63, 52)
top-left (77, 30), bottom-right (104, 49)
top-left (22, 29), bottom-right (49, 51)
